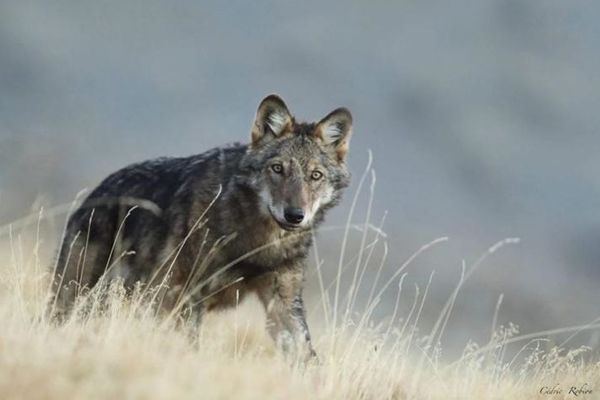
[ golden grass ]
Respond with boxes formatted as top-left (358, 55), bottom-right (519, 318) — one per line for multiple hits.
top-left (1, 232), bottom-right (598, 400)
top-left (1, 165), bottom-right (598, 399)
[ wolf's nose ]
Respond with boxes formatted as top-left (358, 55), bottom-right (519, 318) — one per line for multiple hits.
top-left (284, 207), bottom-right (304, 224)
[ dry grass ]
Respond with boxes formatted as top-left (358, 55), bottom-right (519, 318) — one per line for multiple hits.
top-left (1, 234), bottom-right (598, 400)
top-left (1, 167), bottom-right (598, 399)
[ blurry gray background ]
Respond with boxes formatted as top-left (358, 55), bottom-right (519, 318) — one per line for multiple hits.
top-left (1, 1), bottom-right (599, 355)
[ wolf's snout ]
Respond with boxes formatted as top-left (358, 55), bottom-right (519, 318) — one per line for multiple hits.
top-left (283, 207), bottom-right (304, 224)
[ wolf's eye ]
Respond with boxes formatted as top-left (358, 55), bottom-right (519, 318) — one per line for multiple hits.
top-left (271, 163), bottom-right (283, 174)
top-left (311, 170), bottom-right (323, 181)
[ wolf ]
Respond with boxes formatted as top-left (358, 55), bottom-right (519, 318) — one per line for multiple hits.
top-left (52, 94), bottom-right (352, 361)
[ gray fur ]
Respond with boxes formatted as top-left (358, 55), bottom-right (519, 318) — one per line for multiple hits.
top-left (52, 94), bottom-right (352, 361)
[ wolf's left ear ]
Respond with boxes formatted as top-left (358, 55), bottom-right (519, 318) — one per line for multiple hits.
top-left (315, 108), bottom-right (353, 162)
top-left (251, 94), bottom-right (293, 147)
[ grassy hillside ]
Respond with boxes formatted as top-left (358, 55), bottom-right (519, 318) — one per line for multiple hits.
top-left (0, 220), bottom-right (598, 400)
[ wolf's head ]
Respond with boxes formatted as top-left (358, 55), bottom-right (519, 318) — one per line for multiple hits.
top-left (240, 94), bottom-right (352, 231)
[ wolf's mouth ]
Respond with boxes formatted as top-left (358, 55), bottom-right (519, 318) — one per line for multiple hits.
top-left (275, 220), bottom-right (301, 231)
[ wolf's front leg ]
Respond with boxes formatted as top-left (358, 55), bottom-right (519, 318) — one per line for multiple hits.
top-left (254, 267), bottom-right (316, 363)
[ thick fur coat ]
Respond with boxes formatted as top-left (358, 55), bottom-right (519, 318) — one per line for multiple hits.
top-left (53, 95), bottom-right (353, 360)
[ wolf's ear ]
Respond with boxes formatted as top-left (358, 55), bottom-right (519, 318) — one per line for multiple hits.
top-left (315, 108), bottom-right (353, 162)
top-left (251, 94), bottom-right (293, 147)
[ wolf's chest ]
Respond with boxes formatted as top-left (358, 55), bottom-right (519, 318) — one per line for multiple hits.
top-left (234, 228), bottom-right (308, 269)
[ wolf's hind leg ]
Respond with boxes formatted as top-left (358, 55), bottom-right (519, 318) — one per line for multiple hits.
top-left (51, 234), bottom-right (109, 319)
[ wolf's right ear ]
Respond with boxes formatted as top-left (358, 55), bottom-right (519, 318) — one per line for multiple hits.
top-left (251, 95), bottom-right (293, 147)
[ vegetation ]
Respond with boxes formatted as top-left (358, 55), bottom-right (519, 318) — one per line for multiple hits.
top-left (1, 176), bottom-right (598, 399)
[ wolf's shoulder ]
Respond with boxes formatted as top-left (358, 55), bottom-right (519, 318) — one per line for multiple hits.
top-left (180, 142), bottom-right (248, 174)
